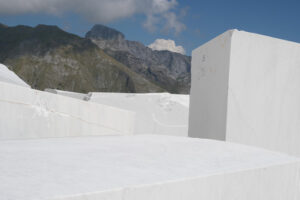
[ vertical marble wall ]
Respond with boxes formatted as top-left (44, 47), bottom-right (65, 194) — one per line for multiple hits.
top-left (189, 30), bottom-right (300, 156)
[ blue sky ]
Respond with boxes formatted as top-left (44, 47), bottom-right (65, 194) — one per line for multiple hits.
top-left (0, 0), bottom-right (299, 55)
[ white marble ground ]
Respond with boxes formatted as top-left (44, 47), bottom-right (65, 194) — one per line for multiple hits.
top-left (1, 135), bottom-right (299, 200)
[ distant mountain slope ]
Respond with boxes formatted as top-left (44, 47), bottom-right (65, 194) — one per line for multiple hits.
top-left (86, 24), bottom-right (191, 94)
top-left (0, 24), bottom-right (164, 93)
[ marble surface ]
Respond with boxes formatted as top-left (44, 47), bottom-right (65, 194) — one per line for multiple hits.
top-left (189, 30), bottom-right (233, 140)
top-left (189, 30), bottom-right (300, 157)
top-left (227, 30), bottom-right (300, 157)
top-left (90, 93), bottom-right (189, 136)
top-left (0, 135), bottom-right (299, 200)
top-left (0, 82), bottom-right (135, 139)
top-left (0, 63), bottom-right (30, 88)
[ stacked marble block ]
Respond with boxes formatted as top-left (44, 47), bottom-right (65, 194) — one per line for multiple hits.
top-left (89, 92), bottom-right (189, 136)
top-left (0, 81), bottom-right (135, 139)
top-left (43, 91), bottom-right (189, 136)
top-left (189, 29), bottom-right (300, 157)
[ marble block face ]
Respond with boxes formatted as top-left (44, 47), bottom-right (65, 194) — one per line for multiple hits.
top-left (0, 135), bottom-right (299, 200)
top-left (189, 30), bottom-right (300, 156)
top-left (0, 81), bottom-right (135, 139)
top-left (89, 92), bottom-right (189, 136)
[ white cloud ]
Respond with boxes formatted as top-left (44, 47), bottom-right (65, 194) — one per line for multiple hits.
top-left (148, 39), bottom-right (185, 54)
top-left (162, 12), bottom-right (186, 35)
top-left (0, 0), bottom-right (185, 34)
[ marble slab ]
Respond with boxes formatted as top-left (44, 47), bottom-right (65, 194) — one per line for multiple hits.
top-left (0, 135), bottom-right (299, 200)
top-left (0, 81), bottom-right (135, 139)
top-left (89, 92), bottom-right (189, 136)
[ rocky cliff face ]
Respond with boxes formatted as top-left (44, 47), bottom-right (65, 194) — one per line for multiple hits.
top-left (86, 24), bottom-right (191, 94)
top-left (0, 24), bottom-right (164, 93)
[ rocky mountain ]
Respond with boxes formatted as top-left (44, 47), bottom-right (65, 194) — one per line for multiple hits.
top-left (0, 24), bottom-right (164, 93)
top-left (86, 24), bottom-right (191, 93)
top-left (0, 23), bottom-right (190, 94)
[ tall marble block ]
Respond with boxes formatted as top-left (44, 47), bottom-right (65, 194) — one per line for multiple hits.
top-left (189, 30), bottom-right (300, 156)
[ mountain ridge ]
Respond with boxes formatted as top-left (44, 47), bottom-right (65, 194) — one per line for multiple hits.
top-left (0, 24), bottom-right (164, 93)
top-left (86, 24), bottom-right (191, 93)
top-left (0, 23), bottom-right (190, 93)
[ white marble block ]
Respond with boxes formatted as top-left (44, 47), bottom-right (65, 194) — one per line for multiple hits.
top-left (189, 30), bottom-right (300, 156)
top-left (89, 92), bottom-right (189, 136)
top-left (0, 135), bottom-right (299, 200)
top-left (0, 81), bottom-right (135, 139)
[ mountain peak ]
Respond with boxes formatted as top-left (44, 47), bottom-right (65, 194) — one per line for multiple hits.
top-left (35, 24), bottom-right (60, 30)
top-left (86, 24), bottom-right (125, 41)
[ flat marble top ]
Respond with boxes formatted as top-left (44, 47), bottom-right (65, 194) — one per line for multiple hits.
top-left (0, 135), bottom-right (298, 200)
